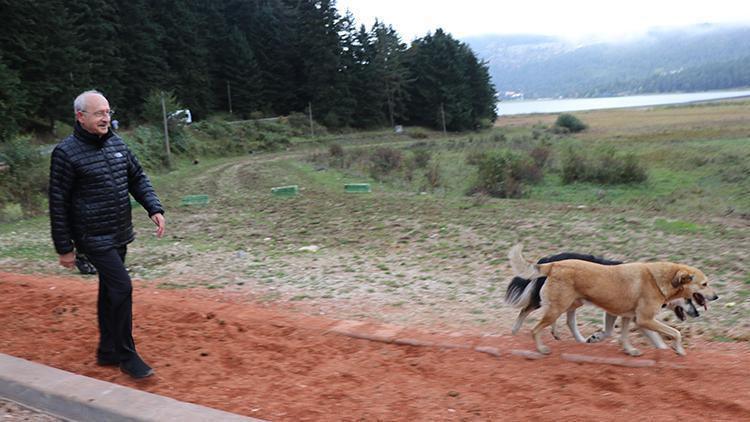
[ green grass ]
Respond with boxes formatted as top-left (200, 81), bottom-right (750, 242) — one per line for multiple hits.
top-left (653, 218), bottom-right (704, 235)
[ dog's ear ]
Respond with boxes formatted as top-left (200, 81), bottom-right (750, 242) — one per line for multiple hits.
top-left (671, 271), bottom-right (694, 288)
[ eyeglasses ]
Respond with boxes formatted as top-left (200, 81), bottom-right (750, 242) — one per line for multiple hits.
top-left (81, 110), bottom-right (115, 118)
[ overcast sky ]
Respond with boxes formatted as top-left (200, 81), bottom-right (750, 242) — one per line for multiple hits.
top-left (336, 0), bottom-right (750, 41)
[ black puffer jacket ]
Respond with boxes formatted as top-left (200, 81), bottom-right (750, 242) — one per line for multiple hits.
top-left (49, 123), bottom-right (164, 255)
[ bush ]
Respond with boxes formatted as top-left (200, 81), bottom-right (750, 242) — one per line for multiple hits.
top-left (407, 128), bottom-right (429, 139)
top-left (0, 135), bottom-right (48, 216)
top-left (469, 149), bottom-right (542, 198)
top-left (412, 148), bottom-right (432, 168)
top-left (423, 162), bottom-right (442, 191)
top-left (561, 146), bottom-right (647, 185)
top-left (124, 126), bottom-right (169, 170)
top-left (141, 90), bottom-right (183, 124)
top-left (369, 147), bottom-right (403, 180)
top-left (328, 143), bottom-right (344, 158)
top-left (555, 113), bottom-right (587, 132)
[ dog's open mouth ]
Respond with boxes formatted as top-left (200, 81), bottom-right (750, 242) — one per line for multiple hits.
top-left (693, 292), bottom-right (708, 310)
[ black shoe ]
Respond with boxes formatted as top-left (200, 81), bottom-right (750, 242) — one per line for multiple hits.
top-left (119, 355), bottom-right (154, 379)
top-left (75, 254), bottom-right (97, 275)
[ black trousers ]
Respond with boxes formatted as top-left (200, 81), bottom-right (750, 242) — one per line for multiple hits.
top-left (86, 246), bottom-right (137, 362)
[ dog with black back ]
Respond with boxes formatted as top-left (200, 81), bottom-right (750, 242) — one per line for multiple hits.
top-left (506, 251), bottom-right (700, 349)
top-left (508, 244), bottom-right (717, 356)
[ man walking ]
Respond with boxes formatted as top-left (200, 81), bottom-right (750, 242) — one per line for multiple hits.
top-left (49, 90), bottom-right (165, 378)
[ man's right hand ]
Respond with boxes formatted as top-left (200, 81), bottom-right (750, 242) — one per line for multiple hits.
top-left (59, 252), bottom-right (76, 269)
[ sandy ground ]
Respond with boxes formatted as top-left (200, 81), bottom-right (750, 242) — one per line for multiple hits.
top-left (1, 271), bottom-right (749, 421)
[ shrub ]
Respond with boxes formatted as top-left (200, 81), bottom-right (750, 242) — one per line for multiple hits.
top-left (125, 126), bottom-right (169, 170)
top-left (0, 135), bottom-right (48, 216)
top-left (465, 150), bottom-right (487, 166)
top-left (412, 148), bottom-right (432, 168)
top-left (407, 128), bottom-right (429, 139)
top-left (469, 149), bottom-right (542, 198)
top-left (555, 113), bottom-right (587, 132)
top-left (561, 146), bottom-right (647, 185)
top-left (530, 145), bottom-right (552, 168)
top-left (423, 162), bottom-right (442, 191)
top-left (369, 147), bottom-right (403, 180)
top-left (141, 90), bottom-right (183, 124)
top-left (328, 143), bottom-right (344, 158)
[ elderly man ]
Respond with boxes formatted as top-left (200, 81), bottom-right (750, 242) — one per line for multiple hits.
top-left (49, 90), bottom-right (165, 379)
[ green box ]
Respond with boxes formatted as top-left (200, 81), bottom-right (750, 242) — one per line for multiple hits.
top-left (271, 185), bottom-right (299, 197)
top-left (180, 194), bottom-right (210, 206)
top-left (344, 183), bottom-right (371, 193)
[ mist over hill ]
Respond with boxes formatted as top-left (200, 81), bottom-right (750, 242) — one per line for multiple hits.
top-left (464, 24), bottom-right (750, 99)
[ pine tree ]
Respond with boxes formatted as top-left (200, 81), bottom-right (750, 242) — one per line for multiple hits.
top-left (116, 0), bottom-right (170, 121)
top-left (211, 26), bottom-right (262, 117)
top-left (0, 0), bottom-right (84, 129)
top-left (371, 22), bottom-right (410, 127)
top-left (0, 53), bottom-right (25, 142)
top-left (150, 0), bottom-right (214, 118)
top-left (68, 0), bottom-right (126, 105)
top-left (405, 29), bottom-right (494, 131)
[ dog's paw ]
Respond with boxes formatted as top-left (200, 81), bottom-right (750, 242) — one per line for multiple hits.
top-left (624, 347), bottom-right (642, 357)
top-left (537, 345), bottom-right (551, 355)
top-left (586, 331), bottom-right (606, 343)
top-left (674, 345), bottom-right (686, 356)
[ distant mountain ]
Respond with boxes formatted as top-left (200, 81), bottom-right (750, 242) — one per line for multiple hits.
top-left (464, 24), bottom-right (750, 99)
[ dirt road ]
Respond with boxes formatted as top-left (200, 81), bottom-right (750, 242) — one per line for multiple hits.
top-left (2, 272), bottom-right (749, 421)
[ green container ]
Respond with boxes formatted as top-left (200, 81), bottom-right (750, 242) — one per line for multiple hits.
top-left (344, 183), bottom-right (371, 193)
top-left (180, 194), bottom-right (210, 206)
top-left (271, 185), bottom-right (299, 197)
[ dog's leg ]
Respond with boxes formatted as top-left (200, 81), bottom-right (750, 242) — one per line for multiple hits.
top-left (565, 307), bottom-right (586, 343)
top-left (531, 304), bottom-right (568, 355)
top-left (640, 328), bottom-right (668, 349)
top-left (512, 305), bottom-right (535, 335)
top-left (550, 318), bottom-right (560, 340)
top-left (587, 312), bottom-right (615, 343)
top-left (619, 317), bottom-right (642, 357)
top-left (637, 318), bottom-right (685, 355)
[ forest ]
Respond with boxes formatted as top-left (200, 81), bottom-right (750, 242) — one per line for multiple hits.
top-left (0, 0), bottom-right (497, 140)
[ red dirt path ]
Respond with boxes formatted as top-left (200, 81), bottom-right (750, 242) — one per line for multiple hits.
top-left (1, 272), bottom-right (749, 421)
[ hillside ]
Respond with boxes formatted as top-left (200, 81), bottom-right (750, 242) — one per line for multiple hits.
top-left (465, 24), bottom-right (750, 98)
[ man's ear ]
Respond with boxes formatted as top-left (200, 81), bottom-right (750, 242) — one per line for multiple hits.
top-left (671, 270), bottom-right (694, 288)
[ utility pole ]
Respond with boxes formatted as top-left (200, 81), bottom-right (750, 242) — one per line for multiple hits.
top-left (227, 81), bottom-right (233, 115)
top-left (308, 102), bottom-right (314, 137)
top-left (160, 92), bottom-right (172, 169)
top-left (440, 103), bottom-right (447, 136)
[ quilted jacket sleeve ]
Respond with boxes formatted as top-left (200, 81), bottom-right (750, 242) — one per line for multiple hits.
top-left (49, 146), bottom-right (75, 255)
top-left (126, 148), bottom-right (164, 217)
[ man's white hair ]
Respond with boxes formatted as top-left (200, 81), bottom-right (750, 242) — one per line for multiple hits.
top-left (73, 90), bottom-right (106, 114)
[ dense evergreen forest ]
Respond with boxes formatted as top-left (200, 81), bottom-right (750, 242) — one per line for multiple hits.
top-left (0, 0), bottom-right (496, 141)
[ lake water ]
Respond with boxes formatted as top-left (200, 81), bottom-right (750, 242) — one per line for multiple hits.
top-left (496, 89), bottom-right (750, 116)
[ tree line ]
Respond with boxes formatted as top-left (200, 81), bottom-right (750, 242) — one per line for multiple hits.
top-left (0, 0), bottom-right (497, 141)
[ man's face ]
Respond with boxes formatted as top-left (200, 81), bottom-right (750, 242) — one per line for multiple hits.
top-left (76, 94), bottom-right (111, 137)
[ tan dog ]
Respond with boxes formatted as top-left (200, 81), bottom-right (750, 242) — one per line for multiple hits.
top-left (509, 244), bottom-right (718, 356)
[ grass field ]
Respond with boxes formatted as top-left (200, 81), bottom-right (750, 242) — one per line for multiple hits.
top-left (2, 100), bottom-right (748, 344)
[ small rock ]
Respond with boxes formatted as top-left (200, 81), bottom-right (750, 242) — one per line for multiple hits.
top-left (298, 245), bottom-right (320, 252)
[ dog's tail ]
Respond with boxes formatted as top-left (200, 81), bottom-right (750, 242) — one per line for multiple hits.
top-left (505, 244), bottom-right (545, 309)
top-left (508, 243), bottom-right (542, 279)
top-left (505, 275), bottom-right (539, 308)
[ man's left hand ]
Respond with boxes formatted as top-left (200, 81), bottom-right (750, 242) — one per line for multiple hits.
top-left (151, 213), bottom-right (165, 238)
